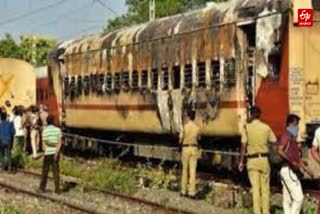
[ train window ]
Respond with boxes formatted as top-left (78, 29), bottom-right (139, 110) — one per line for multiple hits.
top-left (172, 66), bottom-right (181, 89)
top-left (114, 72), bottom-right (121, 93)
top-left (198, 62), bottom-right (206, 88)
top-left (162, 66), bottom-right (169, 90)
top-left (122, 71), bottom-right (130, 92)
top-left (132, 70), bottom-right (139, 92)
top-left (90, 74), bottom-right (98, 93)
top-left (211, 60), bottom-right (220, 89)
top-left (97, 73), bottom-right (105, 95)
top-left (70, 76), bottom-right (76, 100)
top-left (184, 64), bottom-right (192, 89)
top-left (77, 75), bottom-right (83, 96)
top-left (83, 75), bottom-right (90, 96)
top-left (141, 70), bottom-right (148, 90)
top-left (151, 68), bottom-right (158, 91)
top-left (63, 76), bottom-right (70, 98)
top-left (106, 73), bottom-right (112, 93)
top-left (224, 58), bottom-right (236, 88)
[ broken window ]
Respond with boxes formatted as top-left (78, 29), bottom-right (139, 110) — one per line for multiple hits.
top-left (162, 66), bottom-right (169, 90)
top-left (172, 66), bottom-right (180, 89)
top-left (184, 64), bottom-right (193, 89)
top-left (90, 74), bottom-right (98, 93)
top-left (141, 70), bottom-right (148, 91)
top-left (224, 59), bottom-right (236, 88)
top-left (114, 72), bottom-right (121, 93)
top-left (122, 71), bottom-right (130, 92)
top-left (70, 76), bottom-right (76, 101)
top-left (83, 75), bottom-right (90, 96)
top-left (63, 76), bottom-right (70, 98)
top-left (211, 60), bottom-right (220, 90)
top-left (97, 73), bottom-right (105, 95)
top-left (197, 62), bottom-right (206, 88)
top-left (151, 68), bottom-right (158, 91)
top-left (132, 70), bottom-right (139, 91)
top-left (77, 75), bottom-right (83, 96)
top-left (105, 73), bottom-right (112, 93)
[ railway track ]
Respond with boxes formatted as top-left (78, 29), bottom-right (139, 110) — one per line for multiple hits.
top-left (6, 167), bottom-right (320, 214)
top-left (18, 169), bottom-right (196, 214)
top-left (0, 180), bottom-right (99, 214)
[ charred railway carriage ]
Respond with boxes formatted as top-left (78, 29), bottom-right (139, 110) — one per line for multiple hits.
top-left (47, 0), bottom-right (320, 160)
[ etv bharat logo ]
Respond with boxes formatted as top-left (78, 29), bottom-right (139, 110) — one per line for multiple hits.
top-left (298, 9), bottom-right (313, 27)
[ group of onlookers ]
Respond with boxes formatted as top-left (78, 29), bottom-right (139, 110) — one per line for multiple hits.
top-left (0, 101), bottom-right (63, 194)
top-left (0, 101), bottom-right (48, 171)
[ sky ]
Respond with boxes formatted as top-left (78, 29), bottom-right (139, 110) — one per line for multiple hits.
top-left (0, 0), bottom-right (126, 41)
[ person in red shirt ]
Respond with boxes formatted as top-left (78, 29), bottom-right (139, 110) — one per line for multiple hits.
top-left (277, 114), bottom-right (314, 214)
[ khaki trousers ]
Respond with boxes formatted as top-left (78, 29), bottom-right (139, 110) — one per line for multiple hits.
top-left (181, 147), bottom-right (198, 196)
top-left (31, 129), bottom-right (39, 158)
top-left (248, 169), bottom-right (270, 214)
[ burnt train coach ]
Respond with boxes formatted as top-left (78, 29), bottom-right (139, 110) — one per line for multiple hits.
top-left (47, 0), bottom-right (320, 159)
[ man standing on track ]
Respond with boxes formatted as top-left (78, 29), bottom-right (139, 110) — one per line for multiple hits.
top-left (238, 106), bottom-right (277, 214)
top-left (179, 108), bottom-right (200, 199)
top-left (39, 115), bottom-right (63, 194)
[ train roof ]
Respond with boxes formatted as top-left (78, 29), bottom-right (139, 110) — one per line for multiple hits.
top-left (48, 0), bottom-right (289, 60)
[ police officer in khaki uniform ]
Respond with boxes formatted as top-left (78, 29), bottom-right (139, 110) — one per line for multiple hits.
top-left (179, 109), bottom-right (200, 199)
top-left (239, 106), bottom-right (277, 214)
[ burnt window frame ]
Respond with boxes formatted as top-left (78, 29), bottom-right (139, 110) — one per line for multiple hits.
top-left (77, 75), bottom-right (83, 96)
top-left (63, 76), bottom-right (70, 98)
top-left (83, 75), bottom-right (90, 96)
top-left (131, 70), bottom-right (139, 92)
top-left (184, 64), bottom-right (193, 89)
top-left (105, 72), bottom-right (113, 93)
top-left (161, 66), bottom-right (169, 91)
top-left (121, 71), bottom-right (130, 92)
top-left (197, 62), bottom-right (206, 88)
top-left (114, 72), bottom-right (121, 93)
top-left (141, 70), bottom-right (149, 90)
top-left (172, 65), bottom-right (181, 90)
top-left (70, 76), bottom-right (77, 100)
top-left (224, 58), bottom-right (236, 88)
top-left (151, 68), bottom-right (159, 91)
top-left (211, 60), bottom-right (220, 90)
top-left (97, 73), bottom-right (105, 95)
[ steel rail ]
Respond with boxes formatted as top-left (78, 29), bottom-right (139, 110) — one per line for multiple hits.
top-left (19, 170), bottom-right (196, 214)
top-left (0, 180), bottom-right (101, 214)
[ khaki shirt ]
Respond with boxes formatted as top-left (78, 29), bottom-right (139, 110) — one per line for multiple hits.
top-left (180, 120), bottom-right (200, 145)
top-left (242, 119), bottom-right (277, 172)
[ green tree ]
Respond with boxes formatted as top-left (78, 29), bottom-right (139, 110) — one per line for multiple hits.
top-left (0, 33), bottom-right (22, 59)
top-left (0, 33), bottom-right (56, 67)
top-left (104, 0), bottom-right (221, 33)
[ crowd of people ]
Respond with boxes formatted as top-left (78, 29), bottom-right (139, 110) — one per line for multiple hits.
top-left (0, 101), bottom-right (63, 194)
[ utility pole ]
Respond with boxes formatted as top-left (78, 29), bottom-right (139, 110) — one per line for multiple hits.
top-left (149, 0), bottom-right (155, 21)
top-left (32, 36), bottom-right (37, 66)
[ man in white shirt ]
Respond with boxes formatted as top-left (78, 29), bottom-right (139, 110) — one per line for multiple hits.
top-left (309, 127), bottom-right (320, 178)
top-left (13, 107), bottom-right (26, 168)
